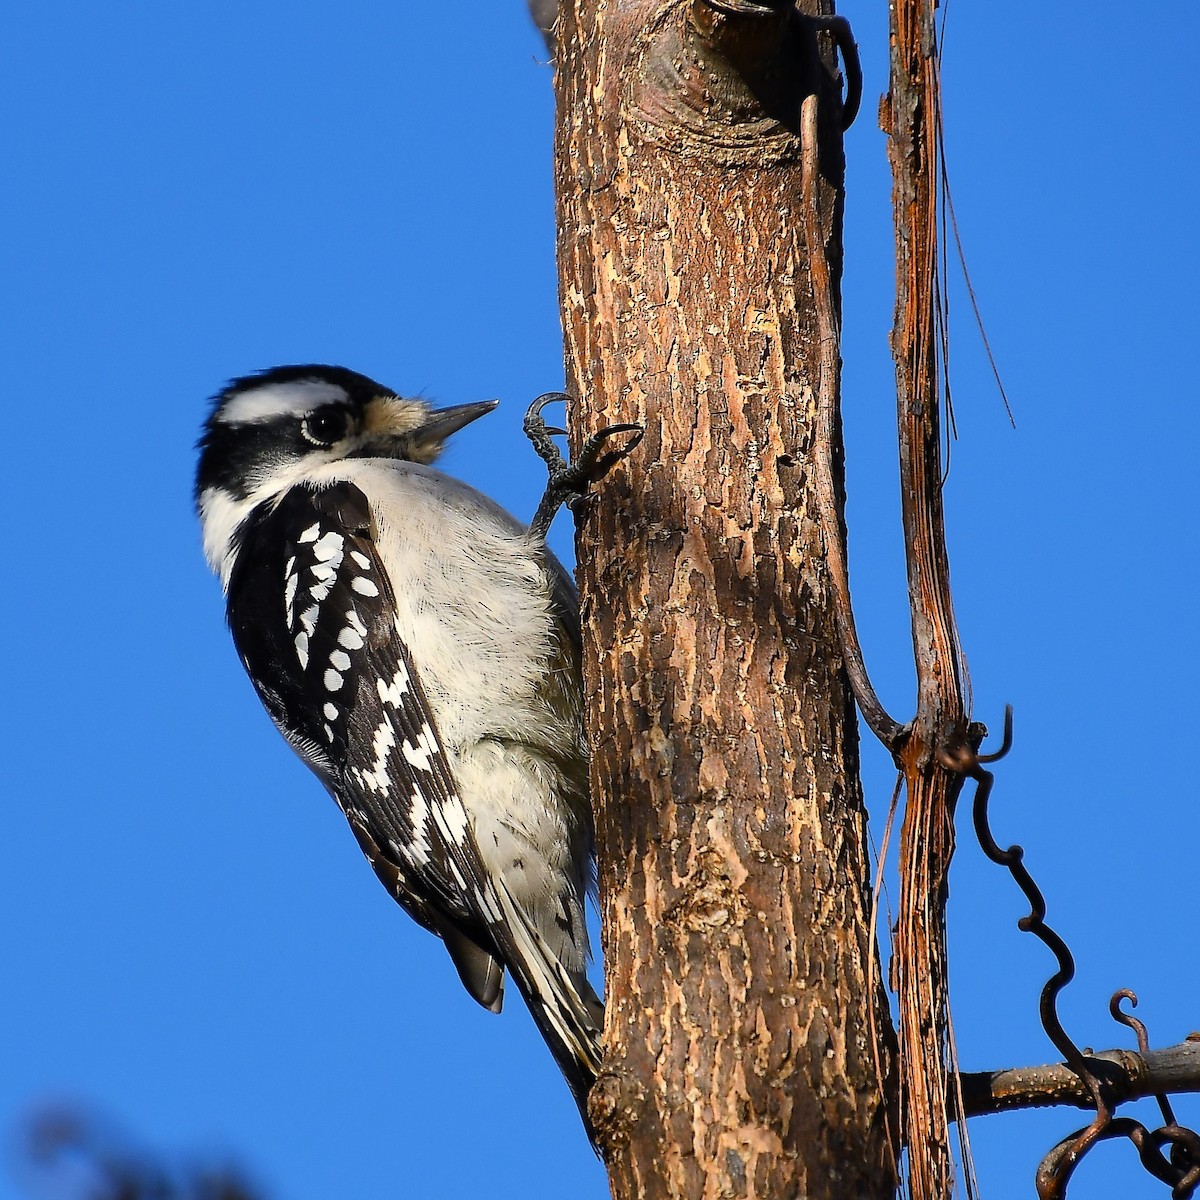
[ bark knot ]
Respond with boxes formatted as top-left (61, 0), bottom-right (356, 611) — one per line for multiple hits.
top-left (623, 0), bottom-right (813, 165)
top-left (588, 1065), bottom-right (647, 1155)
top-left (667, 846), bottom-right (748, 935)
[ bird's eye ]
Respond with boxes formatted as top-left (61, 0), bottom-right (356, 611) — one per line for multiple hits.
top-left (301, 406), bottom-right (351, 447)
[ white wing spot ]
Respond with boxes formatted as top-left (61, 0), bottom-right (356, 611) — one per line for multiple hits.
top-left (294, 632), bottom-right (309, 669)
top-left (356, 720), bottom-right (397, 793)
top-left (298, 523), bottom-right (321, 543)
top-left (324, 669), bottom-right (344, 692)
top-left (350, 550), bottom-right (371, 570)
top-left (312, 531), bottom-right (344, 561)
top-left (337, 626), bottom-right (364, 650)
top-left (351, 577), bottom-right (379, 597)
top-left (439, 802), bottom-right (471, 843)
top-left (377, 664), bottom-right (411, 705)
top-left (373, 721), bottom-right (395, 757)
top-left (324, 723), bottom-right (334, 742)
top-left (300, 605), bottom-right (319, 634)
top-left (402, 728), bottom-right (436, 773)
top-left (330, 649), bottom-right (351, 672)
top-left (283, 571), bottom-right (297, 628)
top-left (408, 804), bottom-right (431, 865)
top-left (345, 609), bottom-right (367, 635)
top-left (323, 701), bottom-right (339, 721)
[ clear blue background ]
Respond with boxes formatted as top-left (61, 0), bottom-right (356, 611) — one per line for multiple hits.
top-left (2, 2), bottom-right (1196, 1197)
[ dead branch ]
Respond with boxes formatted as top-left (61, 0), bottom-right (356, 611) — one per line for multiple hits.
top-left (958, 1039), bottom-right (1200, 1119)
top-left (882, 1), bottom-right (973, 1194)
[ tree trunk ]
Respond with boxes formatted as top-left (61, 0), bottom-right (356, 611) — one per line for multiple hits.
top-left (551, 3), bottom-right (896, 1196)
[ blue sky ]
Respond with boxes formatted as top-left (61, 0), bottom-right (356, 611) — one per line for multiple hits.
top-left (2, 2), bottom-right (1196, 1197)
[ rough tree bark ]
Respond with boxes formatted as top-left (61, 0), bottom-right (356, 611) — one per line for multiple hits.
top-left (551, 3), bottom-right (895, 1196)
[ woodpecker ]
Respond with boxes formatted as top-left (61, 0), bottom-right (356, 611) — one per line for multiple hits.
top-left (195, 364), bottom-right (635, 1135)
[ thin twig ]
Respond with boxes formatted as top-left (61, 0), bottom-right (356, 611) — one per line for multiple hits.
top-left (932, 64), bottom-right (1016, 429)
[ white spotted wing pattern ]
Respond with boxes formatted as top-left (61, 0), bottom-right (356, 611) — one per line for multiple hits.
top-left (226, 480), bottom-right (602, 1111)
top-left (227, 483), bottom-right (486, 936)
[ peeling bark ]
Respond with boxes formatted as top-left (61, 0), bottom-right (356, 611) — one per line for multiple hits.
top-left (883, 1), bottom-right (973, 1193)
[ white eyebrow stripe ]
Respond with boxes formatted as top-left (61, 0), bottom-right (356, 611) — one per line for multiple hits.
top-left (218, 380), bottom-right (349, 425)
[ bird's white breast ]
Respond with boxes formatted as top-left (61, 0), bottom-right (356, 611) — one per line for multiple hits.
top-left (320, 459), bottom-right (573, 755)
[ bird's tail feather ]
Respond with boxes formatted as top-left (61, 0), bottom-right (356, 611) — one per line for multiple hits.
top-left (484, 881), bottom-right (603, 1142)
top-left (426, 798), bottom-right (603, 1141)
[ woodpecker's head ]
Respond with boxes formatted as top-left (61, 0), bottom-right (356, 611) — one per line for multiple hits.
top-left (196, 364), bottom-right (496, 583)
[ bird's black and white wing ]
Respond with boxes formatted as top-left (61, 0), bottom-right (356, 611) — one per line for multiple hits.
top-left (225, 481), bottom-right (601, 1113)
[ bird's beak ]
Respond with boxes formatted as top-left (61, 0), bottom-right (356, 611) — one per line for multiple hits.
top-left (414, 399), bottom-right (499, 441)
top-left (358, 396), bottom-right (499, 464)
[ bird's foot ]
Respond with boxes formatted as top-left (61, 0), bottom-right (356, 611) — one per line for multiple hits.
top-left (524, 393), bottom-right (643, 540)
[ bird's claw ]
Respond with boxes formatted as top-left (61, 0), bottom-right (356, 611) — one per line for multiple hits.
top-left (524, 393), bottom-right (643, 539)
